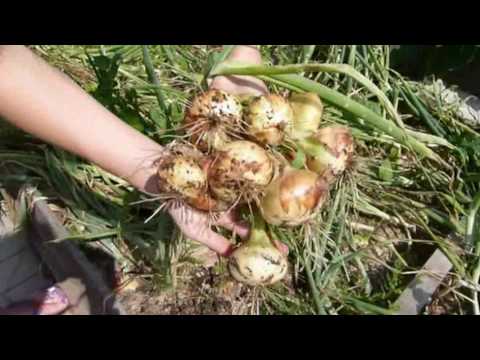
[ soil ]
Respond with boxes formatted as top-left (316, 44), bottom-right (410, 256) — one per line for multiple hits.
top-left (116, 266), bottom-right (254, 315)
top-left (35, 200), bottom-right (259, 315)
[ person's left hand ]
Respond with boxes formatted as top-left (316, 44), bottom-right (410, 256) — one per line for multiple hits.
top-left (168, 46), bottom-right (288, 264)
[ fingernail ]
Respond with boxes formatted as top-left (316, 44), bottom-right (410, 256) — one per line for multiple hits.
top-left (43, 286), bottom-right (69, 305)
top-left (34, 287), bottom-right (70, 315)
top-left (234, 225), bottom-right (250, 239)
top-left (221, 244), bottom-right (235, 257)
top-left (274, 240), bottom-right (289, 255)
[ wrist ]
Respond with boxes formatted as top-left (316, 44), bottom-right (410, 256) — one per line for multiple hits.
top-left (128, 165), bottom-right (161, 195)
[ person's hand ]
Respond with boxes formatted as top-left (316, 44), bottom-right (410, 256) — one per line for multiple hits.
top-left (0, 285), bottom-right (69, 315)
top-left (209, 46), bottom-right (268, 96)
top-left (168, 46), bottom-right (288, 264)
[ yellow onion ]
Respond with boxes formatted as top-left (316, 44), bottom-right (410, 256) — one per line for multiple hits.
top-left (156, 147), bottom-right (226, 211)
top-left (208, 140), bottom-right (275, 204)
top-left (286, 92), bottom-right (323, 140)
top-left (245, 94), bottom-right (294, 146)
top-left (187, 127), bottom-right (232, 153)
top-left (301, 126), bottom-right (354, 183)
top-left (228, 212), bottom-right (288, 286)
top-left (183, 89), bottom-right (243, 151)
top-left (259, 167), bottom-right (329, 226)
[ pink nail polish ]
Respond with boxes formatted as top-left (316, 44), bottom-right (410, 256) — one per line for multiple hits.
top-left (44, 286), bottom-right (69, 305)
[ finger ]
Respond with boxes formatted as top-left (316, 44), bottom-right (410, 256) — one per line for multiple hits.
top-left (32, 286), bottom-right (70, 315)
top-left (273, 239), bottom-right (289, 256)
top-left (215, 208), bottom-right (242, 225)
top-left (218, 218), bottom-right (250, 239)
top-left (227, 45), bottom-right (263, 65)
top-left (216, 211), bottom-right (250, 239)
top-left (189, 227), bottom-right (235, 257)
top-left (210, 76), bottom-right (268, 97)
top-left (216, 210), bottom-right (249, 235)
top-left (168, 205), bottom-right (235, 256)
top-left (210, 45), bottom-right (268, 96)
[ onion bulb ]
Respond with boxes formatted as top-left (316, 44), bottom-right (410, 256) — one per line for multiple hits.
top-left (156, 146), bottom-right (225, 211)
top-left (183, 89), bottom-right (243, 151)
top-left (287, 92), bottom-right (323, 140)
top-left (208, 140), bottom-right (275, 204)
top-left (245, 94), bottom-right (294, 146)
top-left (259, 166), bottom-right (329, 226)
top-left (301, 126), bottom-right (354, 183)
top-left (228, 212), bottom-right (288, 286)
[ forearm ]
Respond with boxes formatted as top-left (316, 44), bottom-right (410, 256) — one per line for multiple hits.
top-left (0, 46), bottom-right (162, 193)
top-left (0, 45), bottom-right (262, 194)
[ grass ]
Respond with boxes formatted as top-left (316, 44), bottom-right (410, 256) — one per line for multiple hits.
top-left (0, 45), bottom-right (478, 314)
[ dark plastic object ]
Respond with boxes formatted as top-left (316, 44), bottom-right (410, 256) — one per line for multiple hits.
top-left (27, 198), bottom-right (126, 315)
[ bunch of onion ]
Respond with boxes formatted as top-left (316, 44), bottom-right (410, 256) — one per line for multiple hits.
top-left (228, 211), bottom-right (288, 286)
top-left (158, 86), bottom-right (355, 288)
top-left (208, 140), bottom-right (277, 205)
top-left (182, 89), bottom-right (244, 152)
top-left (298, 125), bottom-right (355, 184)
top-left (244, 94), bottom-right (294, 146)
top-left (156, 143), bottom-right (227, 211)
top-left (259, 163), bottom-right (330, 226)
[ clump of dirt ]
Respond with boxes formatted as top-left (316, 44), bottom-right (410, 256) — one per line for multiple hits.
top-left (117, 266), bottom-right (254, 315)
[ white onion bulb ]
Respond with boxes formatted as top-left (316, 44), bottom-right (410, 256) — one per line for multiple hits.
top-left (228, 213), bottom-right (288, 286)
top-left (208, 140), bottom-right (275, 204)
top-left (304, 126), bottom-right (354, 183)
top-left (183, 89), bottom-right (243, 151)
top-left (287, 92), bottom-right (323, 140)
top-left (259, 167), bottom-right (329, 226)
top-left (245, 94), bottom-right (294, 146)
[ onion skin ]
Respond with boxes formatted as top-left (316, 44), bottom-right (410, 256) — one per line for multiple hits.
top-left (245, 94), bottom-right (294, 146)
top-left (157, 153), bottom-right (226, 211)
top-left (187, 126), bottom-right (232, 153)
top-left (208, 140), bottom-right (275, 204)
top-left (260, 167), bottom-right (329, 226)
top-left (287, 92), bottom-right (323, 140)
top-left (304, 126), bottom-right (354, 183)
top-left (228, 244), bottom-right (288, 286)
top-left (188, 192), bottom-right (228, 212)
top-left (183, 89), bottom-right (243, 151)
top-left (228, 213), bottom-right (288, 286)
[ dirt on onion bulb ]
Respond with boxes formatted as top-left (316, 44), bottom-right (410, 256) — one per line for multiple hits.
top-left (259, 166), bottom-right (329, 226)
top-left (183, 89), bottom-right (243, 151)
top-left (228, 212), bottom-right (288, 286)
top-left (208, 140), bottom-right (275, 204)
top-left (286, 92), bottom-right (323, 140)
top-left (301, 126), bottom-right (355, 183)
top-left (156, 151), bottom-right (225, 211)
top-left (245, 94), bottom-right (294, 146)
